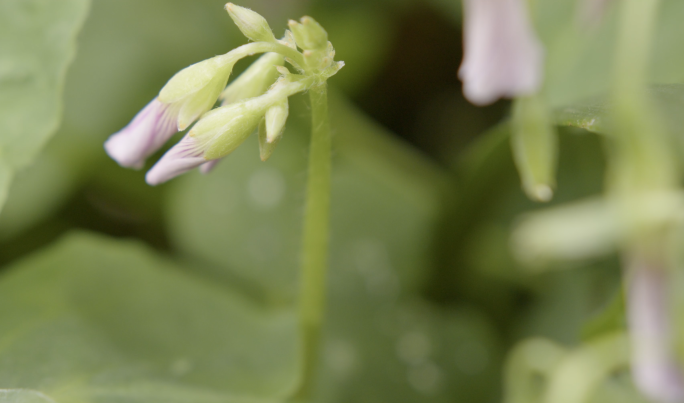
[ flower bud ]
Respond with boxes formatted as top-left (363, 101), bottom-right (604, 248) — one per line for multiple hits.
top-left (145, 135), bottom-right (207, 186)
top-left (258, 120), bottom-right (276, 161)
top-left (511, 96), bottom-right (557, 202)
top-left (220, 52), bottom-right (284, 106)
top-left (258, 98), bottom-right (288, 161)
top-left (191, 98), bottom-right (269, 161)
top-left (159, 54), bottom-right (236, 130)
top-left (459, 0), bottom-right (544, 105)
top-left (280, 30), bottom-right (297, 50)
top-left (265, 98), bottom-right (288, 143)
top-left (288, 16), bottom-right (328, 50)
top-left (225, 3), bottom-right (276, 43)
top-left (104, 98), bottom-right (179, 169)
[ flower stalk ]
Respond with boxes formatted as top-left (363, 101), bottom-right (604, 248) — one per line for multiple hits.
top-left (104, 5), bottom-right (343, 399)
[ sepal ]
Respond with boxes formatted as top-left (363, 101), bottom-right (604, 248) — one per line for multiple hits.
top-left (288, 16), bottom-right (328, 50)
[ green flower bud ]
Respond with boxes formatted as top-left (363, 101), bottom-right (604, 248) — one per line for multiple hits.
top-left (190, 98), bottom-right (268, 160)
top-left (511, 95), bottom-right (557, 202)
top-left (159, 54), bottom-right (236, 130)
top-left (288, 16), bottom-right (328, 50)
top-left (225, 3), bottom-right (276, 43)
top-left (258, 119), bottom-right (277, 161)
top-left (265, 98), bottom-right (288, 143)
top-left (280, 30), bottom-right (297, 50)
top-left (220, 52), bottom-right (284, 106)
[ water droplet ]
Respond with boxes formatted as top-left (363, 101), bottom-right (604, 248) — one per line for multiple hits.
top-left (454, 341), bottom-right (489, 375)
top-left (325, 339), bottom-right (357, 378)
top-left (246, 225), bottom-right (282, 263)
top-left (204, 178), bottom-right (239, 216)
top-left (247, 168), bottom-right (286, 209)
top-left (397, 331), bottom-right (432, 365)
top-left (170, 358), bottom-right (193, 376)
top-left (349, 239), bottom-right (400, 299)
top-left (408, 361), bottom-right (443, 395)
top-left (350, 238), bottom-right (390, 274)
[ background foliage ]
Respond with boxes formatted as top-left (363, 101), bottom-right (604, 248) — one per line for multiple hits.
top-left (2, 0), bottom-right (684, 402)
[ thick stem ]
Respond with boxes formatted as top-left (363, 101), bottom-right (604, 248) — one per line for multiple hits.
top-left (295, 82), bottom-right (331, 400)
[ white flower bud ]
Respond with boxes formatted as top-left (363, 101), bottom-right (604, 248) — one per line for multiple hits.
top-left (265, 98), bottom-right (288, 143)
top-left (288, 17), bottom-right (328, 50)
top-left (280, 30), bottom-right (297, 50)
top-left (258, 119), bottom-right (276, 161)
top-left (159, 54), bottom-right (236, 130)
top-left (104, 98), bottom-right (179, 169)
top-left (225, 3), bottom-right (276, 43)
top-left (258, 98), bottom-right (288, 161)
top-left (190, 98), bottom-right (270, 161)
top-left (220, 52), bottom-right (284, 106)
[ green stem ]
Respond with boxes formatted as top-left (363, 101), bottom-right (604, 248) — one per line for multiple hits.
top-left (221, 41), bottom-right (306, 70)
top-left (295, 82), bottom-right (331, 400)
top-left (610, 0), bottom-right (675, 194)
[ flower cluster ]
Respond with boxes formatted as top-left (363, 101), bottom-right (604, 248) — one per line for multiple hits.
top-left (105, 4), bottom-right (343, 185)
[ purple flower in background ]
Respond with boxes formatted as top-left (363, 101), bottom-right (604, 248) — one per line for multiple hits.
top-left (627, 261), bottom-right (684, 403)
top-left (104, 98), bottom-right (179, 169)
top-left (459, 0), bottom-right (544, 106)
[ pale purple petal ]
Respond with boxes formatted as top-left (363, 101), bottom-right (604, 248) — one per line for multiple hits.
top-left (145, 135), bottom-right (206, 186)
top-left (459, 0), bottom-right (544, 106)
top-left (104, 98), bottom-right (179, 169)
top-left (627, 260), bottom-right (684, 403)
top-left (199, 159), bottom-right (221, 174)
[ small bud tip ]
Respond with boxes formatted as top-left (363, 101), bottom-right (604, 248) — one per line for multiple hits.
top-left (532, 184), bottom-right (553, 202)
top-left (301, 16), bottom-right (313, 24)
top-left (225, 3), bottom-right (234, 11)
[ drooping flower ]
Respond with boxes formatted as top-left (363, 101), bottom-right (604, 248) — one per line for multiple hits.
top-left (104, 4), bottom-right (343, 186)
top-left (458, 0), bottom-right (544, 106)
top-left (104, 98), bottom-right (179, 169)
top-left (145, 76), bottom-right (309, 185)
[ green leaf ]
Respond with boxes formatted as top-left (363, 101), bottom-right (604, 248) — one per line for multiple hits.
top-left (0, 0), bottom-right (90, 212)
top-left (0, 232), bottom-right (298, 403)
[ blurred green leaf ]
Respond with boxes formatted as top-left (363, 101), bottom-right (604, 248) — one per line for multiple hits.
top-left (535, 0), bottom-right (684, 108)
top-left (318, 297), bottom-right (502, 403)
top-left (0, 0), bottom-right (299, 239)
top-left (0, 232), bottom-right (298, 402)
top-left (0, 0), bottom-right (90, 212)
top-left (165, 92), bottom-right (448, 305)
top-left (0, 390), bottom-right (55, 403)
top-left (556, 84), bottom-right (684, 138)
top-left (581, 290), bottom-right (626, 342)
